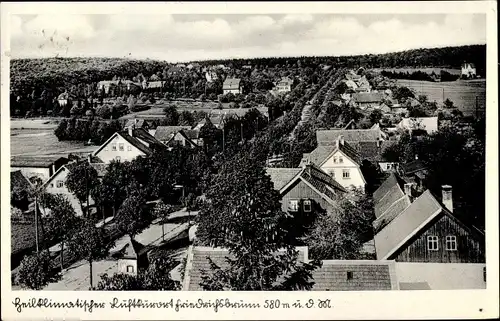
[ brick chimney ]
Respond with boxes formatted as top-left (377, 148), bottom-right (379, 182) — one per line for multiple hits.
top-left (442, 185), bottom-right (453, 212)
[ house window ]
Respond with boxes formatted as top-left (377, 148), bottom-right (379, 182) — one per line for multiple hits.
top-left (303, 200), bottom-right (312, 212)
top-left (427, 236), bottom-right (439, 251)
top-left (386, 163), bottom-right (392, 170)
top-left (116, 156), bottom-right (121, 162)
top-left (126, 265), bottom-right (134, 273)
top-left (127, 146), bottom-right (132, 151)
top-left (329, 170), bottom-right (335, 178)
top-left (119, 143), bottom-right (124, 151)
top-left (289, 200), bottom-right (299, 212)
top-left (112, 144), bottom-right (117, 151)
top-left (483, 267), bottom-right (486, 282)
top-left (56, 180), bottom-right (64, 188)
top-left (445, 236), bottom-right (457, 251)
top-left (333, 157), bottom-right (338, 164)
top-left (347, 271), bottom-right (354, 280)
top-left (339, 156), bottom-right (344, 164)
top-left (342, 169), bottom-right (350, 179)
top-left (49, 183), bottom-right (54, 188)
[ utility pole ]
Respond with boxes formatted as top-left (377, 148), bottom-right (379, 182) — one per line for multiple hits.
top-left (442, 88), bottom-right (445, 104)
top-left (240, 122), bottom-right (244, 142)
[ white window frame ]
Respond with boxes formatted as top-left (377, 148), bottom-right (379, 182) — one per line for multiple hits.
top-left (427, 236), bottom-right (439, 251)
top-left (56, 180), bottom-right (64, 188)
top-left (445, 235), bottom-right (457, 251)
top-left (116, 156), bottom-right (121, 162)
top-left (342, 169), bottom-right (350, 179)
top-left (112, 144), bottom-right (117, 151)
top-left (127, 145), bottom-right (132, 151)
top-left (289, 200), bottom-right (299, 212)
top-left (126, 265), bottom-right (134, 273)
top-left (119, 143), bottom-right (124, 151)
top-left (303, 200), bottom-right (312, 212)
top-left (387, 163), bottom-right (392, 170)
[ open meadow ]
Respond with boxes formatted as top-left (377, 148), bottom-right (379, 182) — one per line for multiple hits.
top-left (371, 67), bottom-right (462, 75)
top-left (395, 79), bottom-right (486, 116)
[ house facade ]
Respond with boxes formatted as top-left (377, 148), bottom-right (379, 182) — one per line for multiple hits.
top-left (373, 178), bottom-right (485, 263)
top-left (266, 164), bottom-right (346, 215)
top-left (275, 77), bottom-right (293, 93)
top-left (93, 127), bottom-right (165, 164)
top-left (352, 92), bottom-right (383, 110)
top-left (223, 78), bottom-right (242, 95)
top-left (166, 130), bottom-right (202, 149)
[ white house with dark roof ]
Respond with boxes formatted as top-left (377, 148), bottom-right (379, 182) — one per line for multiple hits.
top-left (352, 92), bottom-right (384, 109)
top-left (154, 126), bottom-right (192, 144)
top-left (461, 62), bottom-right (477, 78)
top-left (223, 78), bottom-right (242, 95)
top-left (93, 127), bottom-right (165, 164)
top-left (11, 156), bottom-right (69, 183)
top-left (300, 136), bottom-right (366, 191)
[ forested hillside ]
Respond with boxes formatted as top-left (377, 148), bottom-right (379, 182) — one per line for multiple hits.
top-left (10, 44), bottom-right (486, 98)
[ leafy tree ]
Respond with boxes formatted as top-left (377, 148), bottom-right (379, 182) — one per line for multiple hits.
top-left (153, 200), bottom-right (174, 241)
top-left (67, 218), bottom-right (114, 290)
top-left (393, 86), bottom-right (415, 102)
top-left (304, 191), bottom-right (374, 260)
top-left (115, 189), bottom-right (151, 239)
top-left (179, 110), bottom-right (195, 126)
top-left (197, 150), bottom-right (320, 291)
top-left (66, 161), bottom-right (99, 216)
top-left (443, 98), bottom-right (454, 109)
top-left (369, 109), bottom-right (383, 126)
top-left (93, 160), bottom-right (130, 217)
top-left (44, 195), bottom-right (82, 271)
top-left (16, 251), bottom-right (60, 290)
top-left (163, 105), bottom-right (180, 126)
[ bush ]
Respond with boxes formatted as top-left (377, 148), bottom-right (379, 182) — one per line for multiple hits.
top-left (16, 252), bottom-right (59, 290)
top-left (96, 106), bottom-right (111, 119)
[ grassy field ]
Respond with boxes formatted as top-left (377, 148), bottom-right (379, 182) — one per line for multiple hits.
top-left (372, 67), bottom-right (462, 75)
top-left (10, 119), bottom-right (97, 157)
top-left (395, 79), bottom-right (486, 116)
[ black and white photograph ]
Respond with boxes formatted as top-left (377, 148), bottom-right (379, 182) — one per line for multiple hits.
top-left (1, 2), bottom-right (498, 319)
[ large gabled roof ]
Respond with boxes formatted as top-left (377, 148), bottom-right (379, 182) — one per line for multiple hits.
top-left (11, 155), bottom-right (68, 168)
top-left (154, 126), bottom-right (191, 141)
top-left (266, 168), bottom-right (302, 191)
top-left (93, 128), bottom-right (165, 157)
top-left (316, 128), bottom-right (386, 146)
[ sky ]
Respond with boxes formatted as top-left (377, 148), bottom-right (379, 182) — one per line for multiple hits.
top-left (9, 13), bottom-right (486, 62)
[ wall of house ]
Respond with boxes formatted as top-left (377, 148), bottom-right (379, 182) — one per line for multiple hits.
top-left (379, 162), bottom-right (399, 173)
top-left (320, 150), bottom-right (365, 190)
top-left (44, 167), bottom-right (94, 217)
top-left (280, 179), bottom-right (336, 214)
top-left (396, 262), bottom-right (486, 290)
top-left (12, 167), bottom-right (52, 182)
top-left (391, 214), bottom-right (485, 263)
top-left (223, 88), bottom-right (241, 95)
top-left (118, 258), bottom-right (138, 276)
top-left (95, 135), bottom-right (146, 164)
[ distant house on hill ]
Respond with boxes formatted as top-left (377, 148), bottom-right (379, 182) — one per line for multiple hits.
top-left (57, 91), bottom-right (72, 107)
top-left (166, 129), bottom-right (202, 149)
top-left (223, 78), bottom-right (242, 95)
top-left (93, 127), bottom-right (165, 164)
top-left (154, 126), bottom-right (192, 144)
top-left (266, 163), bottom-right (346, 215)
top-left (11, 156), bottom-right (69, 183)
top-left (373, 179), bottom-right (485, 263)
top-left (123, 118), bottom-right (152, 130)
top-left (461, 63), bottom-right (477, 78)
top-left (352, 92), bottom-right (384, 110)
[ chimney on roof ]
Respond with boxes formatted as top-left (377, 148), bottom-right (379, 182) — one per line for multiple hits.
top-left (87, 154), bottom-right (92, 164)
top-left (404, 183), bottom-right (413, 197)
top-left (442, 185), bottom-right (453, 212)
top-left (128, 125), bottom-right (133, 137)
top-left (337, 135), bottom-right (345, 147)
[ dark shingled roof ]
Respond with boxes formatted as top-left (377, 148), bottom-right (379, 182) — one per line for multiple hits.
top-left (373, 195), bottom-right (411, 233)
top-left (183, 246), bottom-right (307, 291)
top-left (374, 190), bottom-right (443, 260)
top-left (116, 128), bottom-right (166, 156)
top-left (154, 126), bottom-right (192, 141)
top-left (373, 173), bottom-right (407, 204)
top-left (311, 261), bottom-right (398, 291)
top-left (266, 168), bottom-right (302, 191)
top-left (402, 159), bottom-right (427, 175)
top-left (11, 156), bottom-right (67, 168)
top-left (223, 78), bottom-right (241, 89)
top-left (304, 141), bottom-right (362, 167)
top-left (11, 170), bottom-right (32, 192)
top-left (116, 235), bottom-right (145, 260)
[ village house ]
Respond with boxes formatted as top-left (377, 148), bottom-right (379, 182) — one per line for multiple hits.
top-left (97, 80), bottom-right (117, 94)
top-left (300, 136), bottom-right (366, 191)
top-left (142, 79), bottom-right (165, 91)
top-left (205, 71), bottom-right (218, 83)
top-left (398, 155), bottom-right (428, 192)
top-left (11, 155), bottom-right (69, 183)
top-left (57, 91), bottom-right (73, 107)
top-left (461, 62), bottom-right (477, 78)
top-left (123, 118), bottom-right (152, 131)
top-left (266, 163), bottom-right (346, 216)
top-left (222, 78), bottom-right (243, 95)
top-left (344, 79), bottom-right (358, 91)
top-left (113, 235), bottom-right (147, 276)
top-left (373, 176), bottom-right (485, 264)
top-left (181, 246), bottom-right (400, 291)
top-left (354, 76), bottom-right (371, 93)
top-left (397, 116), bottom-right (439, 135)
top-left (165, 129), bottom-right (202, 149)
top-left (352, 92), bottom-right (384, 110)
top-left (93, 127), bottom-right (166, 164)
top-left (274, 77), bottom-right (294, 93)
top-left (154, 126), bottom-right (192, 144)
